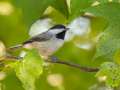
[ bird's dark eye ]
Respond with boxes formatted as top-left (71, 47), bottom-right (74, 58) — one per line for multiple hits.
top-left (50, 24), bottom-right (66, 29)
top-left (56, 31), bottom-right (66, 40)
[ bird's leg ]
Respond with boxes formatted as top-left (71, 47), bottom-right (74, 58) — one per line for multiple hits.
top-left (48, 55), bottom-right (59, 62)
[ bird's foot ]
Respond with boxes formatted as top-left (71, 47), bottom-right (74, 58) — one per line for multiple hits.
top-left (49, 56), bottom-right (58, 62)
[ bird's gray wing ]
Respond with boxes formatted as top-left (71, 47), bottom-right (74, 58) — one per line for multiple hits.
top-left (23, 32), bottom-right (53, 44)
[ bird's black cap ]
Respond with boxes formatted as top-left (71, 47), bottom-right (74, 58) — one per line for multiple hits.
top-left (50, 24), bottom-right (66, 29)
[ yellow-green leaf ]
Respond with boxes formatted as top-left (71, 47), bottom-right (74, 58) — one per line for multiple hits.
top-left (96, 62), bottom-right (120, 87)
top-left (14, 49), bottom-right (43, 90)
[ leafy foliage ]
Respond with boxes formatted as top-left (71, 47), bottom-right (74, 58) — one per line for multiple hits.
top-left (0, 0), bottom-right (120, 90)
top-left (0, 12), bottom-right (28, 46)
top-left (12, 0), bottom-right (68, 27)
top-left (96, 62), bottom-right (120, 87)
top-left (14, 49), bottom-right (43, 90)
top-left (86, 3), bottom-right (120, 60)
top-left (70, 0), bottom-right (95, 20)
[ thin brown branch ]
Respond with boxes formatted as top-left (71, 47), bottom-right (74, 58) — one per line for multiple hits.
top-left (6, 45), bottom-right (100, 72)
top-left (6, 55), bottom-right (22, 60)
top-left (46, 59), bottom-right (99, 72)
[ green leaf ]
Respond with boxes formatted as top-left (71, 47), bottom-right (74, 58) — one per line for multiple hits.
top-left (14, 49), bottom-right (43, 90)
top-left (12, 0), bottom-right (69, 27)
top-left (114, 49), bottom-right (120, 64)
top-left (0, 14), bottom-right (28, 46)
top-left (97, 0), bottom-right (109, 3)
top-left (50, 0), bottom-right (69, 18)
top-left (1, 70), bottom-right (24, 90)
top-left (12, 0), bottom-right (51, 26)
top-left (70, 0), bottom-right (94, 20)
top-left (97, 0), bottom-right (119, 3)
top-left (69, 0), bottom-right (119, 21)
top-left (96, 62), bottom-right (120, 87)
top-left (90, 17), bottom-right (108, 38)
top-left (46, 7), bottom-right (68, 24)
top-left (86, 3), bottom-right (120, 60)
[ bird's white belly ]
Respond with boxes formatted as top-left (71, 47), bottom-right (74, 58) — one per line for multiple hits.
top-left (30, 38), bottom-right (64, 59)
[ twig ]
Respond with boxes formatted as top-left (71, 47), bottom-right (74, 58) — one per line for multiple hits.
top-left (6, 45), bottom-right (100, 72)
top-left (1, 55), bottom-right (99, 72)
top-left (46, 59), bottom-right (99, 72)
top-left (6, 55), bottom-right (22, 60)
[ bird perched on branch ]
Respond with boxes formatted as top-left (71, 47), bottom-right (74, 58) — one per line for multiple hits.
top-left (9, 24), bottom-right (69, 59)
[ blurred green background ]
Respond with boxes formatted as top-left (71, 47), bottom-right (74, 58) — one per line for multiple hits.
top-left (0, 0), bottom-right (118, 90)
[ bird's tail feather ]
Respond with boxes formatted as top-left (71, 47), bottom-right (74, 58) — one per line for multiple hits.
top-left (8, 44), bottom-right (23, 50)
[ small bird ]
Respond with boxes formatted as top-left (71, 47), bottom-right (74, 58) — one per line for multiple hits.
top-left (10, 24), bottom-right (69, 59)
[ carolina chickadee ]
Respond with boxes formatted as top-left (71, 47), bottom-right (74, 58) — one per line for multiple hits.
top-left (12, 24), bottom-right (69, 59)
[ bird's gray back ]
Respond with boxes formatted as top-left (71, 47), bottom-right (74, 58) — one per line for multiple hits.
top-left (31, 32), bottom-right (53, 41)
top-left (23, 32), bottom-right (53, 44)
